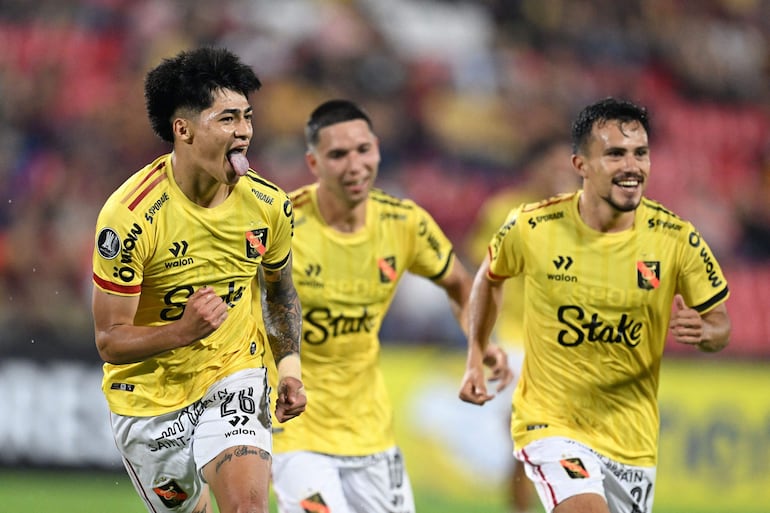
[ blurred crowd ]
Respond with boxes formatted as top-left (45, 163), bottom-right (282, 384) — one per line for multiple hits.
top-left (1, 0), bottom-right (769, 358)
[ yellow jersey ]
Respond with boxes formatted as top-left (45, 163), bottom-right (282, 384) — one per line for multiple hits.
top-left (92, 154), bottom-right (293, 416)
top-left (487, 191), bottom-right (729, 465)
top-left (269, 184), bottom-right (455, 455)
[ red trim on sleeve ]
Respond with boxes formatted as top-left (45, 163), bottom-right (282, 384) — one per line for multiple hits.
top-left (93, 273), bottom-right (141, 295)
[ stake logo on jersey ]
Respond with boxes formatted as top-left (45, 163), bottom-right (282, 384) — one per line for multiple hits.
top-left (246, 228), bottom-right (268, 258)
top-left (637, 260), bottom-right (660, 290)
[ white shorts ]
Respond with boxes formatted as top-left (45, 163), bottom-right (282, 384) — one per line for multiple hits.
top-left (272, 447), bottom-right (415, 513)
top-left (111, 367), bottom-right (272, 513)
top-left (515, 437), bottom-right (656, 513)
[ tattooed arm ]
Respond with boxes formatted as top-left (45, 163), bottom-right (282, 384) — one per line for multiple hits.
top-left (261, 254), bottom-right (306, 422)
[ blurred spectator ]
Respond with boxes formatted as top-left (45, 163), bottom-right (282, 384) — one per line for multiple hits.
top-left (1, 0), bottom-right (769, 357)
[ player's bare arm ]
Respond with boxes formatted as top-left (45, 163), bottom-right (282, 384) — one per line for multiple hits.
top-left (440, 257), bottom-right (513, 392)
top-left (262, 256), bottom-right (306, 422)
top-left (93, 285), bottom-right (228, 364)
top-left (459, 258), bottom-right (507, 405)
top-left (669, 294), bottom-right (730, 353)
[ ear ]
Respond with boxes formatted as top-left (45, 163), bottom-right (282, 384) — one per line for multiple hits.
top-left (571, 153), bottom-right (587, 179)
top-left (173, 117), bottom-right (193, 144)
top-left (305, 151), bottom-right (320, 178)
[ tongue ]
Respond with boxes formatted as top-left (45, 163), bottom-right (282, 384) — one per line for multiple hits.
top-left (228, 152), bottom-right (250, 176)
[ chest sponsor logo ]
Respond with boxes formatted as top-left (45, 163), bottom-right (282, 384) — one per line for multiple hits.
top-left (637, 261), bottom-right (660, 289)
top-left (246, 228), bottom-right (268, 258)
top-left (303, 307), bottom-right (376, 345)
top-left (557, 305), bottom-right (642, 347)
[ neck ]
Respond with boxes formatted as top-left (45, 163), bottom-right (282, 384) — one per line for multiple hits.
top-left (578, 192), bottom-right (635, 233)
top-left (316, 187), bottom-right (367, 233)
top-left (172, 153), bottom-right (232, 207)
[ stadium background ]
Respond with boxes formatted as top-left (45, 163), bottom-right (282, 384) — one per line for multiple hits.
top-left (1, 0), bottom-right (769, 511)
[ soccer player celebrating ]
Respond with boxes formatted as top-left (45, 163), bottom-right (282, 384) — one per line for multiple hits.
top-left (92, 47), bottom-right (305, 513)
top-left (459, 97), bottom-right (731, 513)
top-left (267, 99), bottom-right (511, 513)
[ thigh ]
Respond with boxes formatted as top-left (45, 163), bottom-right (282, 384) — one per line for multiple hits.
top-left (196, 368), bottom-right (274, 512)
top-left (598, 457), bottom-right (656, 513)
top-left (272, 451), bottom-right (351, 513)
top-left (342, 447), bottom-right (415, 513)
top-left (112, 410), bottom-right (205, 513)
top-left (516, 437), bottom-right (608, 513)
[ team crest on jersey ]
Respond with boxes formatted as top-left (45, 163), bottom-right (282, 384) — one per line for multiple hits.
top-left (378, 256), bottom-right (397, 283)
top-left (245, 228), bottom-right (268, 258)
top-left (636, 260), bottom-right (660, 290)
top-left (96, 228), bottom-right (121, 259)
top-left (299, 492), bottom-right (329, 513)
top-left (560, 458), bottom-right (589, 479)
top-left (152, 480), bottom-right (189, 508)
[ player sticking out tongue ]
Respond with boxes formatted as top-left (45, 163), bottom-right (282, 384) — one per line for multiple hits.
top-left (228, 150), bottom-right (250, 176)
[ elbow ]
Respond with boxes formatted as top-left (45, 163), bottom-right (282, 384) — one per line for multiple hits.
top-left (95, 335), bottom-right (127, 365)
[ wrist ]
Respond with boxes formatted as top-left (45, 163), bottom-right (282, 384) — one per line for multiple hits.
top-left (277, 353), bottom-right (302, 381)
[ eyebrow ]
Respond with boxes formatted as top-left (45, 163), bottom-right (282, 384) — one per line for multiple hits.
top-left (219, 107), bottom-right (253, 116)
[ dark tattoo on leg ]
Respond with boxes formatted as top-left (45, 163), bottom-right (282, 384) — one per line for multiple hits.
top-left (215, 445), bottom-right (271, 474)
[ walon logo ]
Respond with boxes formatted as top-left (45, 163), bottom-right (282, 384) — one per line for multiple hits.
top-left (169, 240), bottom-right (188, 257)
top-left (553, 255), bottom-right (573, 270)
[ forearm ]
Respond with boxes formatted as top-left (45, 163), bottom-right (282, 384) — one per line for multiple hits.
top-left (95, 323), bottom-right (189, 364)
top-left (262, 266), bottom-right (302, 364)
top-left (698, 307), bottom-right (731, 353)
top-left (466, 268), bottom-right (502, 363)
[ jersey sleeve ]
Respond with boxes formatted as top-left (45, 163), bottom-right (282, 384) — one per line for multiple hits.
top-left (487, 206), bottom-right (525, 281)
top-left (92, 197), bottom-right (148, 296)
top-left (261, 192), bottom-right (294, 272)
top-left (675, 224), bottom-right (730, 313)
top-left (406, 203), bottom-right (455, 281)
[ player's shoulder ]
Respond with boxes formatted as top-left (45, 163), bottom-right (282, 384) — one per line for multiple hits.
top-left (369, 188), bottom-right (417, 210)
top-left (100, 156), bottom-right (171, 220)
top-left (512, 192), bottom-right (576, 229)
top-left (639, 197), bottom-right (693, 238)
top-left (238, 170), bottom-right (288, 209)
top-left (289, 183), bottom-right (315, 210)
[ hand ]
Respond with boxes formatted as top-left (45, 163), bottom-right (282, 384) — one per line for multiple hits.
top-left (483, 345), bottom-right (514, 392)
top-left (669, 294), bottom-right (704, 346)
top-left (458, 360), bottom-right (495, 406)
top-left (179, 286), bottom-right (228, 343)
top-left (275, 376), bottom-right (306, 422)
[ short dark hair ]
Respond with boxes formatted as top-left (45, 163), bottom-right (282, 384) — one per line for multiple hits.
top-left (305, 99), bottom-right (373, 149)
top-left (144, 47), bottom-right (262, 143)
top-left (571, 97), bottom-right (650, 154)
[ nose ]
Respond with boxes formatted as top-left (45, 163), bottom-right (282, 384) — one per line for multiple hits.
top-left (234, 117), bottom-right (252, 139)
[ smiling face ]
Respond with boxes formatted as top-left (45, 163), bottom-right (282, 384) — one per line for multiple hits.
top-left (175, 87), bottom-right (253, 186)
top-left (573, 119), bottom-right (650, 214)
top-left (306, 118), bottom-right (380, 209)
